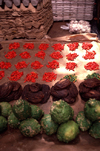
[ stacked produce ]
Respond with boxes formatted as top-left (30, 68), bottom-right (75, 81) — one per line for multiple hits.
top-left (0, 0), bottom-right (53, 40)
top-left (76, 98), bottom-right (100, 139)
top-left (51, 78), bottom-right (78, 104)
top-left (1, 98), bottom-right (100, 142)
top-left (22, 83), bottom-right (51, 104)
top-left (79, 73), bottom-right (100, 101)
top-left (0, 99), bottom-right (43, 137)
top-left (0, 99), bottom-right (80, 143)
top-left (0, 81), bottom-right (22, 102)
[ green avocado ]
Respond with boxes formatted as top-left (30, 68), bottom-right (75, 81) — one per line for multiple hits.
top-left (31, 105), bottom-right (44, 121)
top-left (57, 120), bottom-right (80, 143)
top-left (0, 102), bottom-right (12, 118)
top-left (50, 100), bottom-right (74, 124)
top-left (40, 114), bottom-right (58, 135)
top-left (12, 99), bottom-right (31, 121)
top-left (19, 118), bottom-right (41, 137)
top-left (89, 120), bottom-right (100, 139)
top-left (0, 116), bottom-right (8, 133)
top-left (76, 111), bottom-right (92, 131)
top-left (8, 112), bottom-right (20, 129)
top-left (84, 98), bottom-right (100, 122)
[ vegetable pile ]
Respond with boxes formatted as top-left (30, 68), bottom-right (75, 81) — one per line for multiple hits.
top-left (0, 99), bottom-right (80, 143)
top-left (76, 98), bottom-right (100, 139)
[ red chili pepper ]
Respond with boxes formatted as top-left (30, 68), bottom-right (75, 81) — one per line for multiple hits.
top-left (35, 51), bottom-right (45, 60)
top-left (82, 42), bottom-right (93, 50)
top-left (52, 43), bottom-right (64, 51)
top-left (83, 50), bottom-right (96, 60)
top-left (9, 42), bottom-right (20, 50)
top-left (24, 72), bottom-right (38, 82)
top-left (67, 42), bottom-right (79, 51)
top-left (31, 61), bottom-right (43, 69)
top-left (0, 71), bottom-right (5, 80)
top-left (42, 72), bottom-right (57, 82)
top-left (84, 62), bottom-right (99, 70)
top-left (66, 53), bottom-right (79, 61)
top-left (50, 51), bottom-right (63, 59)
top-left (5, 50), bottom-right (17, 59)
top-left (46, 60), bottom-right (59, 69)
top-left (19, 51), bottom-right (31, 59)
top-left (39, 43), bottom-right (49, 50)
top-left (8, 70), bottom-right (23, 81)
top-left (0, 61), bottom-right (12, 69)
top-left (66, 62), bottom-right (77, 71)
top-left (15, 61), bottom-right (29, 69)
top-left (23, 43), bottom-right (34, 49)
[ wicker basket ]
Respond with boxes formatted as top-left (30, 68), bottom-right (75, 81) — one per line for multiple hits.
top-left (51, 0), bottom-right (94, 21)
top-left (0, 0), bottom-right (53, 40)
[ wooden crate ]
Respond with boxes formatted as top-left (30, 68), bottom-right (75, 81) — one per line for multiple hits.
top-left (0, 0), bottom-right (53, 40)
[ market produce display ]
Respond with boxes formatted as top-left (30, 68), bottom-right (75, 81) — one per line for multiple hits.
top-left (12, 99), bottom-right (31, 121)
top-left (89, 120), bottom-right (100, 139)
top-left (8, 112), bottom-right (20, 129)
top-left (0, 102), bottom-right (12, 118)
top-left (84, 99), bottom-right (100, 122)
top-left (31, 105), bottom-right (44, 120)
top-left (50, 100), bottom-right (74, 124)
top-left (19, 118), bottom-right (41, 137)
top-left (57, 120), bottom-right (80, 143)
top-left (22, 83), bottom-right (51, 104)
top-left (76, 98), bottom-right (100, 139)
top-left (76, 111), bottom-right (92, 131)
top-left (79, 78), bottom-right (100, 101)
top-left (41, 114), bottom-right (58, 135)
top-left (0, 81), bottom-right (22, 102)
top-left (51, 78), bottom-right (78, 104)
top-left (0, 40), bottom-right (100, 146)
top-left (0, 116), bottom-right (8, 132)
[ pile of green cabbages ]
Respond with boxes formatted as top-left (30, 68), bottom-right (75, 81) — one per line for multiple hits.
top-left (0, 98), bottom-right (100, 143)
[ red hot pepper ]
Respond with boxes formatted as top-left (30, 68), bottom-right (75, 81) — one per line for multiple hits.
top-left (46, 60), bottom-right (59, 69)
top-left (42, 72), bottom-right (57, 82)
top-left (31, 61), bottom-right (43, 69)
top-left (50, 51), bottom-right (63, 60)
top-left (66, 62), bottom-right (77, 71)
top-left (0, 71), bottom-right (5, 80)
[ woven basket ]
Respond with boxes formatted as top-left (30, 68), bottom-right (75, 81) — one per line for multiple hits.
top-left (0, 0), bottom-right (53, 40)
top-left (51, 0), bottom-right (94, 21)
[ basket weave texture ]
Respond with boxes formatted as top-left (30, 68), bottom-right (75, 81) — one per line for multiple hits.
top-left (51, 0), bottom-right (94, 21)
top-left (0, 0), bottom-right (53, 40)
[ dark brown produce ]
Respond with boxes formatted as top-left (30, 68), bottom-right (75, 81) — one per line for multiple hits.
top-left (80, 90), bottom-right (100, 101)
top-left (41, 84), bottom-right (51, 104)
top-left (26, 91), bottom-right (44, 103)
top-left (52, 96), bottom-right (59, 101)
top-left (79, 78), bottom-right (100, 101)
top-left (79, 82), bottom-right (90, 93)
top-left (68, 82), bottom-right (78, 98)
top-left (12, 82), bottom-right (22, 91)
top-left (54, 78), bottom-right (71, 90)
top-left (64, 95), bottom-right (76, 104)
top-left (83, 78), bottom-right (100, 88)
top-left (51, 79), bottom-right (78, 104)
top-left (0, 81), bottom-right (13, 98)
top-left (0, 44), bottom-right (3, 50)
top-left (51, 86), bottom-right (69, 99)
top-left (29, 83), bottom-right (42, 93)
top-left (22, 83), bottom-right (50, 104)
top-left (22, 84), bottom-right (30, 101)
top-left (0, 81), bottom-right (22, 102)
